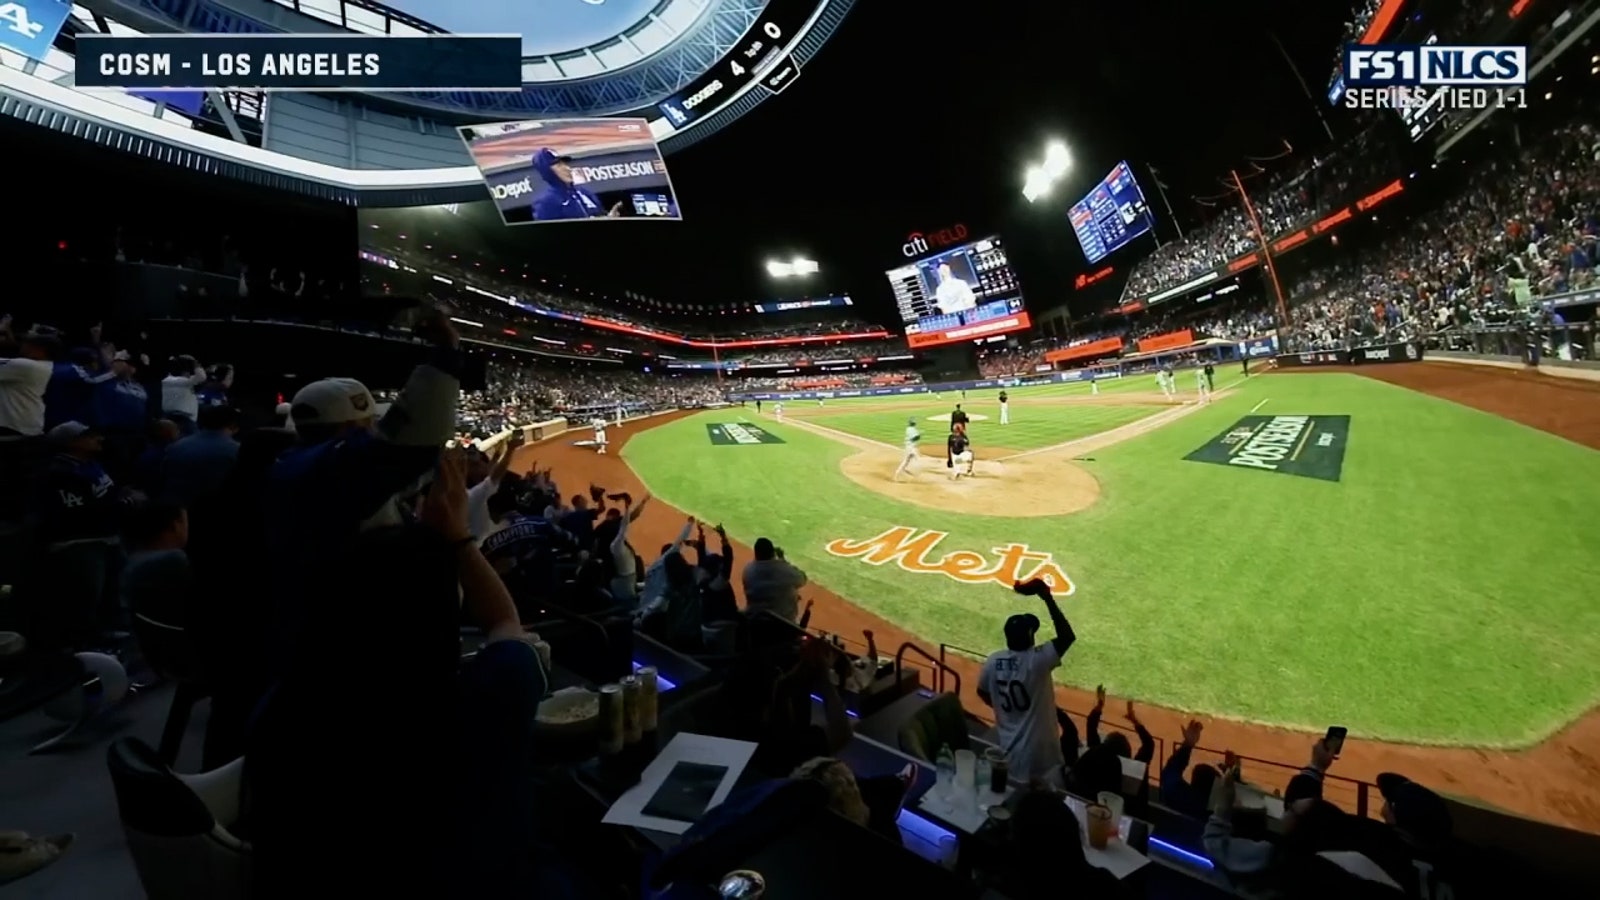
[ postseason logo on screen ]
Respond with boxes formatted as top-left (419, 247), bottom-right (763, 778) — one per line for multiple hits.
top-left (457, 117), bottom-right (683, 226)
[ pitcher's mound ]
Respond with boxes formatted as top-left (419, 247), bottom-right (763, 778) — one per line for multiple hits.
top-left (839, 449), bottom-right (1101, 518)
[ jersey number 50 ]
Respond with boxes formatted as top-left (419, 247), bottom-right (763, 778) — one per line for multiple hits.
top-left (995, 679), bottom-right (1032, 713)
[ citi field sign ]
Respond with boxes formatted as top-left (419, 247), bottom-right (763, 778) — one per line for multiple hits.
top-left (902, 223), bottom-right (969, 258)
top-left (825, 526), bottom-right (1074, 594)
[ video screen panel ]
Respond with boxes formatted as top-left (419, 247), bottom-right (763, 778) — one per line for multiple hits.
top-left (458, 117), bottom-right (681, 225)
top-left (884, 236), bottom-right (1031, 349)
top-left (1069, 161), bottom-right (1155, 264)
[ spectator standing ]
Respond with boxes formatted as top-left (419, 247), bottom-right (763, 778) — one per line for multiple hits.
top-left (160, 405), bottom-right (240, 507)
top-left (977, 578), bottom-right (1076, 787)
top-left (0, 318), bottom-right (56, 520)
top-left (742, 537), bottom-right (808, 622)
top-left (160, 355), bottom-right (207, 434)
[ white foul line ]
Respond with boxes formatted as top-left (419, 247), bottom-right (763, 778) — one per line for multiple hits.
top-left (1250, 398), bottom-right (1269, 413)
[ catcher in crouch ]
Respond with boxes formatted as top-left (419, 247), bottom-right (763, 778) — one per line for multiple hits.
top-left (947, 422), bottom-right (976, 480)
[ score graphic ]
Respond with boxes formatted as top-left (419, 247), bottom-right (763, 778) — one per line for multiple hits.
top-left (658, 0), bottom-right (814, 127)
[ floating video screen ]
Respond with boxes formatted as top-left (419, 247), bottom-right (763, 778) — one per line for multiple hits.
top-left (457, 117), bottom-right (682, 225)
top-left (884, 236), bottom-right (1031, 349)
top-left (1069, 161), bottom-right (1155, 264)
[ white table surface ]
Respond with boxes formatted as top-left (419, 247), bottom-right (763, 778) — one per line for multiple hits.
top-left (1063, 795), bottom-right (1150, 880)
top-left (915, 781), bottom-right (1014, 834)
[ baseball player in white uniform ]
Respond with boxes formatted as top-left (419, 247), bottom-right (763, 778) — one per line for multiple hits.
top-left (774, 402), bottom-right (784, 421)
top-left (998, 389), bottom-right (1010, 425)
top-left (1157, 368), bottom-right (1176, 400)
top-left (592, 417), bottom-right (608, 454)
top-left (1194, 367), bottom-right (1211, 403)
top-left (893, 418), bottom-right (922, 481)
top-left (977, 578), bottom-right (1078, 788)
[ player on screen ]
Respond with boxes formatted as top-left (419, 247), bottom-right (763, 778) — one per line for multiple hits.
top-left (931, 263), bottom-right (977, 315)
top-left (531, 148), bottom-right (624, 221)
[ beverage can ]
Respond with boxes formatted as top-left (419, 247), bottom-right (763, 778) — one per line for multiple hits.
top-left (637, 666), bottom-right (660, 733)
top-left (597, 684), bottom-right (624, 755)
top-left (621, 675), bottom-right (643, 743)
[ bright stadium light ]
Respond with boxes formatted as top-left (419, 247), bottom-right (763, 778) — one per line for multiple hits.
top-left (1022, 140), bottom-right (1073, 202)
top-left (766, 257), bottom-right (819, 278)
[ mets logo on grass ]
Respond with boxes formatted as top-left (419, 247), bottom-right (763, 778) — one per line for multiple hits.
top-left (1185, 415), bottom-right (1351, 482)
top-left (824, 526), bottom-right (1074, 594)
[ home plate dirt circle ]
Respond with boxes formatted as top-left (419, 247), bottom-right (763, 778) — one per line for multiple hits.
top-left (838, 448), bottom-right (1100, 517)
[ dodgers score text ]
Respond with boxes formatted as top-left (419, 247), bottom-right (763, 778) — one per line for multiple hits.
top-left (97, 52), bottom-right (382, 78)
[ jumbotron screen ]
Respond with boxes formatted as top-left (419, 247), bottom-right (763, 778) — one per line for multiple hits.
top-left (884, 235), bottom-right (1031, 349)
top-left (1069, 161), bottom-right (1155, 264)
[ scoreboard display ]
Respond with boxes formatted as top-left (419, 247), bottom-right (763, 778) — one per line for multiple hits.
top-left (1069, 160), bottom-right (1156, 265)
top-left (656, 0), bottom-right (817, 128)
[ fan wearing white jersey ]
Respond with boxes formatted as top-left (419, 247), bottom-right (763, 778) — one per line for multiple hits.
top-left (977, 578), bottom-right (1078, 788)
top-left (892, 418), bottom-right (921, 482)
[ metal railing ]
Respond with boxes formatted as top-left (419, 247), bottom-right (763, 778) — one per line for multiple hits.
top-left (896, 642), bottom-right (960, 698)
top-left (1425, 323), bottom-right (1597, 363)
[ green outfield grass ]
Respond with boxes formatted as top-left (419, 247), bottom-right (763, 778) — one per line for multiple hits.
top-left (794, 402), bottom-right (1164, 453)
top-left (624, 372), bottom-right (1600, 746)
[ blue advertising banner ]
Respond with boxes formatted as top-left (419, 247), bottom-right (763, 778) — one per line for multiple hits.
top-left (1238, 336), bottom-right (1279, 358)
top-left (73, 35), bottom-right (522, 90)
top-left (0, 0), bottom-right (71, 63)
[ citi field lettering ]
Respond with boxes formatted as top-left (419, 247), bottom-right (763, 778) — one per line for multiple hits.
top-left (1230, 416), bottom-right (1311, 471)
top-left (825, 526), bottom-right (1074, 594)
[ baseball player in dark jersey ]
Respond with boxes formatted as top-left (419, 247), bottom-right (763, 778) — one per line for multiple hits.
top-left (998, 389), bottom-right (1010, 425)
top-left (950, 403), bottom-right (971, 433)
top-left (947, 424), bottom-right (975, 480)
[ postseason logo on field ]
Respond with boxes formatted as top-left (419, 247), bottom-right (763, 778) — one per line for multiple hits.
top-left (1341, 44), bottom-right (1528, 113)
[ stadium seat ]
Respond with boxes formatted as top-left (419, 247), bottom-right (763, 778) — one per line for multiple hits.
top-left (897, 692), bottom-right (971, 762)
top-left (106, 737), bottom-right (248, 900)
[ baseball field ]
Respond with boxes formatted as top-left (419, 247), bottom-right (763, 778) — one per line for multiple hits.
top-left (532, 363), bottom-right (1600, 829)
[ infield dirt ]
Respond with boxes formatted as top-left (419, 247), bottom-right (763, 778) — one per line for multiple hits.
top-left (520, 367), bottom-right (1600, 832)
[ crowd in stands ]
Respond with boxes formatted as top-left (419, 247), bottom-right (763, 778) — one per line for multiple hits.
top-left (373, 245), bottom-right (888, 342)
top-left (1122, 128), bottom-right (1404, 301)
top-left (729, 369), bottom-right (924, 392)
top-left (1282, 115), bottom-right (1599, 351)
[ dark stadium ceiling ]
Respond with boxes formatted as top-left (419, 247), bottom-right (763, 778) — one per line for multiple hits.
top-left (389, 0), bottom-right (668, 57)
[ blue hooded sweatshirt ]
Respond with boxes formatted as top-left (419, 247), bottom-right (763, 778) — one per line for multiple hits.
top-left (44, 361), bottom-right (114, 429)
top-left (531, 148), bottom-right (606, 221)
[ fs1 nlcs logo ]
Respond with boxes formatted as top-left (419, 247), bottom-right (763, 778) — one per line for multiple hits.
top-left (1342, 44), bottom-right (1528, 112)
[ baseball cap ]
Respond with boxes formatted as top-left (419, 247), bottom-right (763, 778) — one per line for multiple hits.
top-left (1376, 773), bottom-right (1452, 843)
top-left (907, 417), bottom-right (916, 426)
top-left (290, 378), bottom-right (377, 428)
top-left (112, 349), bottom-right (135, 363)
top-left (47, 421), bottom-right (98, 444)
top-left (1003, 612), bottom-right (1040, 642)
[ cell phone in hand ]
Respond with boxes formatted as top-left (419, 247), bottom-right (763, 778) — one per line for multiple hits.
top-left (1324, 726), bottom-right (1348, 758)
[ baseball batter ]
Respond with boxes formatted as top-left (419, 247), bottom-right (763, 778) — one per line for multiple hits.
top-left (947, 424), bottom-right (975, 480)
top-left (893, 417), bottom-right (922, 482)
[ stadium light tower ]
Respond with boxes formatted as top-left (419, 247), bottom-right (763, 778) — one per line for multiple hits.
top-left (765, 257), bottom-right (820, 278)
top-left (1022, 140), bottom-right (1072, 202)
